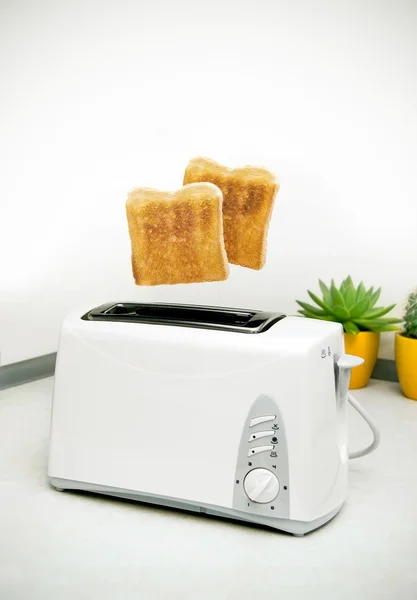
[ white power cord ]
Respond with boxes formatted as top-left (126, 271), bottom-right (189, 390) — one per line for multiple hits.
top-left (348, 392), bottom-right (381, 459)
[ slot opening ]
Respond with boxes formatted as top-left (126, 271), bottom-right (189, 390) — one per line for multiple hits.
top-left (104, 304), bottom-right (257, 327)
top-left (82, 302), bottom-right (285, 334)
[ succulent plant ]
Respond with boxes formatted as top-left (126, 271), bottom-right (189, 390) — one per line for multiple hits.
top-left (402, 289), bottom-right (417, 339)
top-left (296, 276), bottom-right (402, 334)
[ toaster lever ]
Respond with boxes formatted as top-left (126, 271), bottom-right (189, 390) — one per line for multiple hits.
top-left (337, 354), bottom-right (364, 370)
top-left (335, 353), bottom-right (364, 403)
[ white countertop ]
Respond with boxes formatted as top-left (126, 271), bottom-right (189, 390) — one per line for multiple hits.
top-left (1, 377), bottom-right (417, 600)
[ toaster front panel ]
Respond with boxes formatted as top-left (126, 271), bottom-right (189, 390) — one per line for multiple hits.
top-left (49, 313), bottom-right (346, 525)
top-left (49, 324), bottom-right (288, 510)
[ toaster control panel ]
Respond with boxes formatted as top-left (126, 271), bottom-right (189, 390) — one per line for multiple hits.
top-left (233, 394), bottom-right (289, 519)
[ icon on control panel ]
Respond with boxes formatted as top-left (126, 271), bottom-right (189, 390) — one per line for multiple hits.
top-left (271, 424), bottom-right (279, 431)
top-left (270, 451), bottom-right (277, 458)
top-left (272, 464), bottom-right (277, 469)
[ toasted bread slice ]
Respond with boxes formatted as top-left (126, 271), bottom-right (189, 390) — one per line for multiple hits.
top-left (183, 157), bottom-right (279, 270)
top-left (126, 182), bottom-right (229, 286)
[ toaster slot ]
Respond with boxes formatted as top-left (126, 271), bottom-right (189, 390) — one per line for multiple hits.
top-left (132, 305), bottom-right (254, 326)
top-left (81, 303), bottom-right (285, 334)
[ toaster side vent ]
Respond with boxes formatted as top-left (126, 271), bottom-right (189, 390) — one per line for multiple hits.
top-left (81, 303), bottom-right (285, 334)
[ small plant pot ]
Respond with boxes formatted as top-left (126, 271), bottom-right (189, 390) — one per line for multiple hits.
top-left (343, 331), bottom-right (380, 389)
top-left (395, 333), bottom-right (417, 400)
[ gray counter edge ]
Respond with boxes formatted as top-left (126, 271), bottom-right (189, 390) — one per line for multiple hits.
top-left (0, 353), bottom-right (57, 391)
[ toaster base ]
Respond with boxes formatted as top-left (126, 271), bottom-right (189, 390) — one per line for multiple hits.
top-left (49, 477), bottom-right (342, 536)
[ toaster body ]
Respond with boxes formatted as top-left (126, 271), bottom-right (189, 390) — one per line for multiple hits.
top-left (48, 302), bottom-right (351, 535)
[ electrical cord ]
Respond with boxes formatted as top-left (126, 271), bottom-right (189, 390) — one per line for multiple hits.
top-left (348, 392), bottom-right (381, 459)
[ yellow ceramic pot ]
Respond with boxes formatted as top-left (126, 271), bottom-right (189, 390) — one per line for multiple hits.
top-left (343, 331), bottom-right (380, 389)
top-left (395, 334), bottom-right (417, 400)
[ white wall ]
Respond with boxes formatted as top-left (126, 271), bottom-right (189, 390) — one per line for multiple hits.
top-left (1, 0), bottom-right (416, 365)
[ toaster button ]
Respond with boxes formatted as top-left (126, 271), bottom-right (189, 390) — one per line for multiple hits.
top-left (247, 445), bottom-right (274, 457)
top-left (248, 430), bottom-right (274, 442)
top-left (249, 415), bottom-right (276, 427)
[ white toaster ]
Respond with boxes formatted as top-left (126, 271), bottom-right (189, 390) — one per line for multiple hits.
top-left (48, 302), bottom-right (377, 535)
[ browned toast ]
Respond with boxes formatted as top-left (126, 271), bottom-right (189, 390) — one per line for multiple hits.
top-left (183, 157), bottom-right (279, 270)
top-left (126, 182), bottom-right (229, 286)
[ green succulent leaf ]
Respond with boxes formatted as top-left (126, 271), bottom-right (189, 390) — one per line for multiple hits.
top-left (341, 275), bottom-right (354, 293)
top-left (356, 317), bottom-right (402, 326)
top-left (298, 310), bottom-right (336, 322)
top-left (354, 317), bottom-right (402, 332)
top-left (344, 282), bottom-right (356, 310)
top-left (330, 281), bottom-right (347, 310)
top-left (318, 280), bottom-right (332, 305)
top-left (332, 304), bottom-right (351, 320)
top-left (350, 296), bottom-right (371, 318)
top-left (296, 301), bottom-right (328, 317)
top-left (307, 291), bottom-right (337, 316)
top-left (344, 321), bottom-right (360, 334)
top-left (369, 287), bottom-right (381, 308)
top-left (355, 281), bottom-right (366, 303)
top-left (340, 278), bottom-right (349, 294)
top-left (364, 304), bottom-right (396, 319)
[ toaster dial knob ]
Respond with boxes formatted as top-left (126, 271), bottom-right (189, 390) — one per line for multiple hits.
top-left (243, 468), bottom-right (279, 504)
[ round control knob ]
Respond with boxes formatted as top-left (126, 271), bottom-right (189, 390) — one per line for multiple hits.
top-left (244, 468), bottom-right (279, 504)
